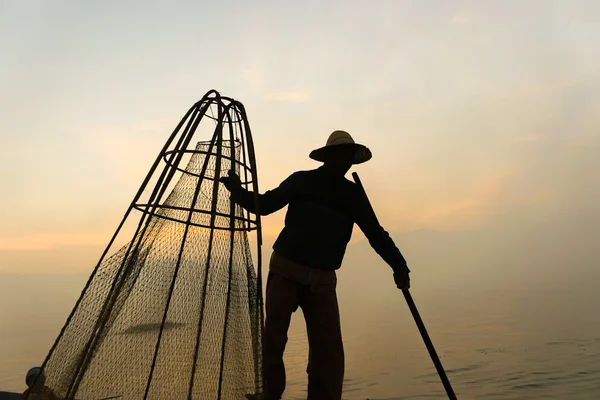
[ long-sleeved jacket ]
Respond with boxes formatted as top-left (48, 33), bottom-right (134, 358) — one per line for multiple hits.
top-left (230, 167), bottom-right (409, 272)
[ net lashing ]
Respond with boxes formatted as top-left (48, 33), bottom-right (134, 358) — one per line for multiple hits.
top-left (29, 91), bottom-right (264, 400)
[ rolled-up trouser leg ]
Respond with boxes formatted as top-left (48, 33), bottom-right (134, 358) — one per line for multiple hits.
top-left (263, 270), bottom-right (299, 400)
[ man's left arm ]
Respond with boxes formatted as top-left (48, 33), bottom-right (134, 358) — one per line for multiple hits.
top-left (352, 196), bottom-right (410, 289)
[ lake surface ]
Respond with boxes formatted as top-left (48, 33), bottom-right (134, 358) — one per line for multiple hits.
top-left (1, 241), bottom-right (599, 399)
top-left (280, 268), bottom-right (600, 400)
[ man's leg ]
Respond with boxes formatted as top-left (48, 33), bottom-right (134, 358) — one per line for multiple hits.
top-left (300, 285), bottom-right (344, 400)
top-left (263, 270), bottom-right (299, 400)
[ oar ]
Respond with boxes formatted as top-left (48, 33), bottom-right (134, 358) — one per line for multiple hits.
top-left (352, 172), bottom-right (457, 400)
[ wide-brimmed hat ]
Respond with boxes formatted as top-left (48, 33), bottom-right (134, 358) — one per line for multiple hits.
top-left (309, 130), bottom-right (372, 164)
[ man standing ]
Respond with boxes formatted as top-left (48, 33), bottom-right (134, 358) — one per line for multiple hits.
top-left (220, 131), bottom-right (410, 400)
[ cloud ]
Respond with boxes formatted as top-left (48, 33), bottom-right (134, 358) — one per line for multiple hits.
top-left (0, 232), bottom-right (108, 251)
top-left (266, 90), bottom-right (313, 102)
top-left (416, 168), bottom-right (517, 229)
top-left (73, 117), bottom-right (177, 185)
top-left (372, 164), bottom-right (551, 233)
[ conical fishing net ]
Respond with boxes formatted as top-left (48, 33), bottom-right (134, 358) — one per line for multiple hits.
top-left (29, 91), bottom-right (264, 400)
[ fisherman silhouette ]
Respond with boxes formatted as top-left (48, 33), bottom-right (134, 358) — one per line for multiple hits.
top-left (221, 131), bottom-right (410, 400)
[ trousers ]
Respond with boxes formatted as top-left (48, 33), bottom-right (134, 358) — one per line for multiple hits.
top-left (263, 252), bottom-right (344, 400)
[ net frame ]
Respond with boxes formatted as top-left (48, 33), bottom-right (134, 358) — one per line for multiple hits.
top-left (28, 90), bottom-right (264, 400)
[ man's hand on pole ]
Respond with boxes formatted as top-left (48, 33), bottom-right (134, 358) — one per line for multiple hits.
top-left (394, 268), bottom-right (410, 291)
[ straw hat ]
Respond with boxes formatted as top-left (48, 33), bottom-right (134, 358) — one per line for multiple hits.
top-left (309, 130), bottom-right (372, 164)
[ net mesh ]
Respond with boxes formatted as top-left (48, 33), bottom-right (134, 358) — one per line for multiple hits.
top-left (31, 104), bottom-right (263, 400)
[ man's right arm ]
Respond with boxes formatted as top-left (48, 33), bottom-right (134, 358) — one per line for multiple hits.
top-left (221, 171), bottom-right (297, 216)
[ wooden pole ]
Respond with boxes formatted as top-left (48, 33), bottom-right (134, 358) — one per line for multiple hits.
top-left (352, 172), bottom-right (457, 400)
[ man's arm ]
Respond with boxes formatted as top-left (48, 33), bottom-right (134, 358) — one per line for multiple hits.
top-left (220, 171), bottom-right (296, 216)
top-left (351, 188), bottom-right (410, 289)
top-left (355, 214), bottom-right (410, 273)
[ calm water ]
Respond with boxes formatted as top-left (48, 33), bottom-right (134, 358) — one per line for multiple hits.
top-left (279, 270), bottom-right (600, 400)
top-left (1, 248), bottom-right (599, 399)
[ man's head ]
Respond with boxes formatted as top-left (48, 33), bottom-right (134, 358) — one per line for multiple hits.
top-left (309, 131), bottom-right (372, 175)
top-left (323, 145), bottom-right (356, 175)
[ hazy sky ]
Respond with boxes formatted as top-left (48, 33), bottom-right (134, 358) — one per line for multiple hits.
top-left (1, 0), bottom-right (599, 274)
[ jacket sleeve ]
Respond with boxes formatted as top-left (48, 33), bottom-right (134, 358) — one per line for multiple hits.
top-left (229, 173), bottom-right (297, 216)
top-left (352, 189), bottom-right (410, 273)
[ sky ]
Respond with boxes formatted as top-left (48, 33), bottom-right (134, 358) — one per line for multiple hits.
top-left (1, 0), bottom-right (599, 275)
